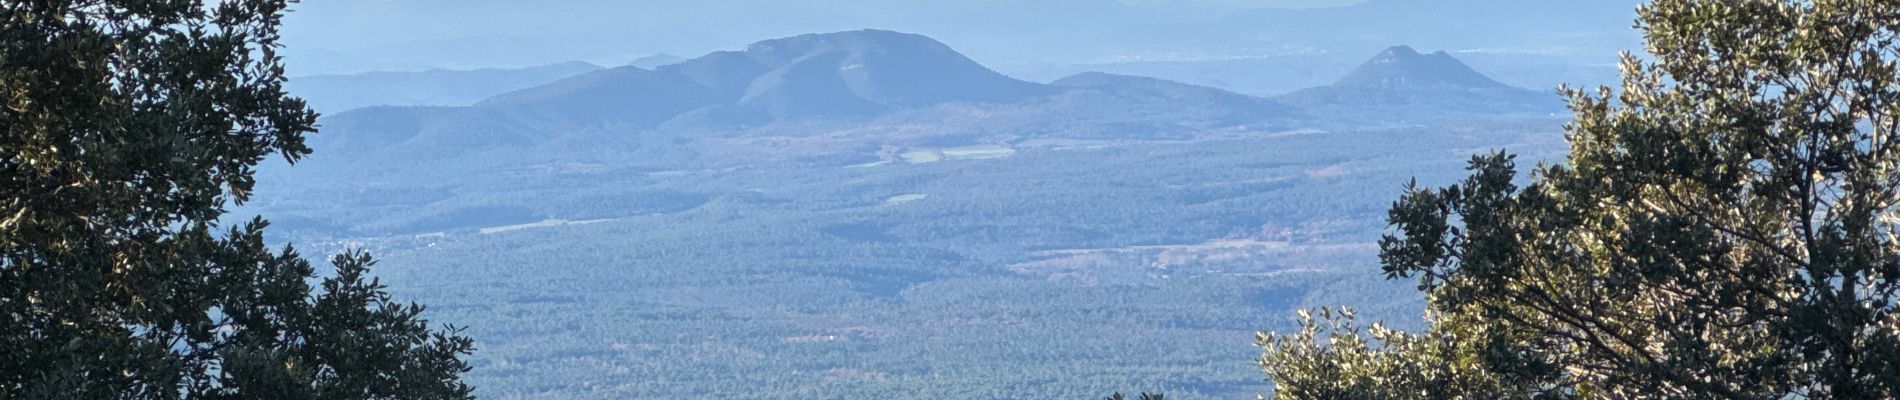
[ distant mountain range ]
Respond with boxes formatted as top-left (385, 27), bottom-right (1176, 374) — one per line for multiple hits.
top-left (305, 30), bottom-right (1557, 163)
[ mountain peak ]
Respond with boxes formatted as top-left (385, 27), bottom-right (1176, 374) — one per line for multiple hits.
top-left (455, 30), bottom-right (1054, 128)
top-left (1334, 45), bottom-right (1508, 90)
top-left (627, 53), bottom-right (686, 69)
top-left (659, 29), bottom-right (1050, 115)
top-left (744, 29), bottom-right (941, 53)
top-left (1374, 45), bottom-right (1421, 59)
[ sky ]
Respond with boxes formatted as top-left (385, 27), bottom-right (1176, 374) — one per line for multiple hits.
top-left (279, 0), bottom-right (1374, 75)
top-left (279, 0), bottom-right (1641, 77)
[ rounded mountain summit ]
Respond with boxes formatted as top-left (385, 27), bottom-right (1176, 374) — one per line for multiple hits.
top-left (481, 29), bottom-right (1055, 125)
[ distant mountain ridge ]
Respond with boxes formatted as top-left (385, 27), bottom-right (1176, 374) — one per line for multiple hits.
top-left (1050, 72), bottom-right (1291, 126)
top-left (309, 32), bottom-right (1556, 164)
top-left (475, 65), bottom-right (728, 127)
top-left (312, 29), bottom-right (1302, 159)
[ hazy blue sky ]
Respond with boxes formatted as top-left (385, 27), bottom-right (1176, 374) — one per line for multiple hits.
top-left (282, 0), bottom-right (1363, 47)
top-left (281, 0), bottom-right (1639, 76)
top-left (280, 1), bottom-right (1373, 73)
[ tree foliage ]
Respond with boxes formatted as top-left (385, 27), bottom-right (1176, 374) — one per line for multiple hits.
top-left (1258, 306), bottom-right (1539, 399)
top-left (0, 0), bottom-right (472, 398)
top-left (1262, 0), bottom-right (1900, 398)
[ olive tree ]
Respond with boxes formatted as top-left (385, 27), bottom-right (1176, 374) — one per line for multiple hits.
top-left (1262, 0), bottom-right (1900, 398)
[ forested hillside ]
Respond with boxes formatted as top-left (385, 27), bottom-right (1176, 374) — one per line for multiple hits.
top-left (251, 30), bottom-right (1571, 399)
